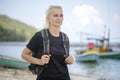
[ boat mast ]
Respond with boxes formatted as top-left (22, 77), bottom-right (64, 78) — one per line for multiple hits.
top-left (108, 28), bottom-right (110, 49)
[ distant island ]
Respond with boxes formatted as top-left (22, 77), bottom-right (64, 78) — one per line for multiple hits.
top-left (0, 14), bottom-right (38, 41)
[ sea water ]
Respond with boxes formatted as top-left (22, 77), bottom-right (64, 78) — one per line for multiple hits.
top-left (0, 42), bottom-right (120, 80)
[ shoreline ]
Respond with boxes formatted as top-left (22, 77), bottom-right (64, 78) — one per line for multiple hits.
top-left (0, 66), bottom-right (101, 80)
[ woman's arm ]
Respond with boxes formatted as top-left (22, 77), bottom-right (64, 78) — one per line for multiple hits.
top-left (21, 47), bottom-right (50, 65)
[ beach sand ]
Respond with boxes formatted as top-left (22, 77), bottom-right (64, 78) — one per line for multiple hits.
top-left (0, 66), bottom-right (100, 80)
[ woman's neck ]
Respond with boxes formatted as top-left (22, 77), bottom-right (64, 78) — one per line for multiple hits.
top-left (49, 26), bottom-right (60, 37)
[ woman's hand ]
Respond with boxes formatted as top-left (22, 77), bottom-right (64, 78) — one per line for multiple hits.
top-left (39, 55), bottom-right (51, 65)
top-left (65, 55), bottom-right (74, 64)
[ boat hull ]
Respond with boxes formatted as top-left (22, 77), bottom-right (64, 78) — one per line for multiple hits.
top-left (99, 52), bottom-right (120, 59)
top-left (75, 53), bottom-right (99, 62)
top-left (0, 55), bottom-right (29, 69)
top-left (75, 50), bottom-right (120, 59)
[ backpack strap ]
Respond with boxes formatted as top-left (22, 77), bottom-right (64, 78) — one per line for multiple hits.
top-left (41, 29), bottom-right (69, 56)
top-left (40, 29), bottom-right (50, 55)
top-left (36, 29), bottom-right (49, 79)
top-left (61, 32), bottom-right (69, 57)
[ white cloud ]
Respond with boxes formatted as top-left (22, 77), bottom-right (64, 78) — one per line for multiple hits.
top-left (62, 4), bottom-right (106, 42)
top-left (81, 17), bottom-right (90, 26)
top-left (93, 16), bottom-right (103, 25)
top-left (112, 13), bottom-right (120, 23)
top-left (73, 4), bottom-right (99, 17)
top-left (73, 4), bottom-right (104, 26)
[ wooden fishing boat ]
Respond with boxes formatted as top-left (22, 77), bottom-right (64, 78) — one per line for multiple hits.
top-left (0, 55), bottom-right (29, 69)
top-left (75, 53), bottom-right (99, 62)
top-left (75, 26), bottom-right (120, 61)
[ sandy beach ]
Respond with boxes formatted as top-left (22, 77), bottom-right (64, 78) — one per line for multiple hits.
top-left (0, 66), bottom-right (102, 80)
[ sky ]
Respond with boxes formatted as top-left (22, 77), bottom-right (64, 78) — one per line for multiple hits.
top-left (0, 0), bottom-right (120, 43)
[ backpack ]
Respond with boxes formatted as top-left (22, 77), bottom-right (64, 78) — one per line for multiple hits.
top-left (28, 29), bottom-right (69, 76)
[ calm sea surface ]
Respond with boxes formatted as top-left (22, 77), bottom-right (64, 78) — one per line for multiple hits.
top-left (0, 42), bottom-right (120, 80)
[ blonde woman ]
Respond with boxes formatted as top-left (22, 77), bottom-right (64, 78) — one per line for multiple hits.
top-left (21, 5), bottom-right (74, 80)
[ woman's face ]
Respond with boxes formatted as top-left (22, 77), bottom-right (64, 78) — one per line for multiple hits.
top-left (47, 8), bottom-right (63, 28)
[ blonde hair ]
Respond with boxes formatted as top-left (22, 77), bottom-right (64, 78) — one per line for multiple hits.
top-left (44, 5), bottom-right (62, 28)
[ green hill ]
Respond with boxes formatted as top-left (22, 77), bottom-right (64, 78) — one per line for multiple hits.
top-left (0, 14), bottom-right (38, 41)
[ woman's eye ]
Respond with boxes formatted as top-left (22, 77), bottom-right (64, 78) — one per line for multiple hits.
top-left (54, 14), bottom-right (58, 17)
top-left (53, 14), bottom-right (63, 18)
top-left (60, 14), bottom-right (63, 17)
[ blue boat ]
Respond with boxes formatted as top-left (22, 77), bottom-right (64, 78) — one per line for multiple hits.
top-left (0, 55), bottom-right (29, 69)
top-left (75, 53), bottom-right (99, 62)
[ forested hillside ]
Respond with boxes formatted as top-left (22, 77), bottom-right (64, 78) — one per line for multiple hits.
top-left (0, 15), bottom-right (38, 41)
